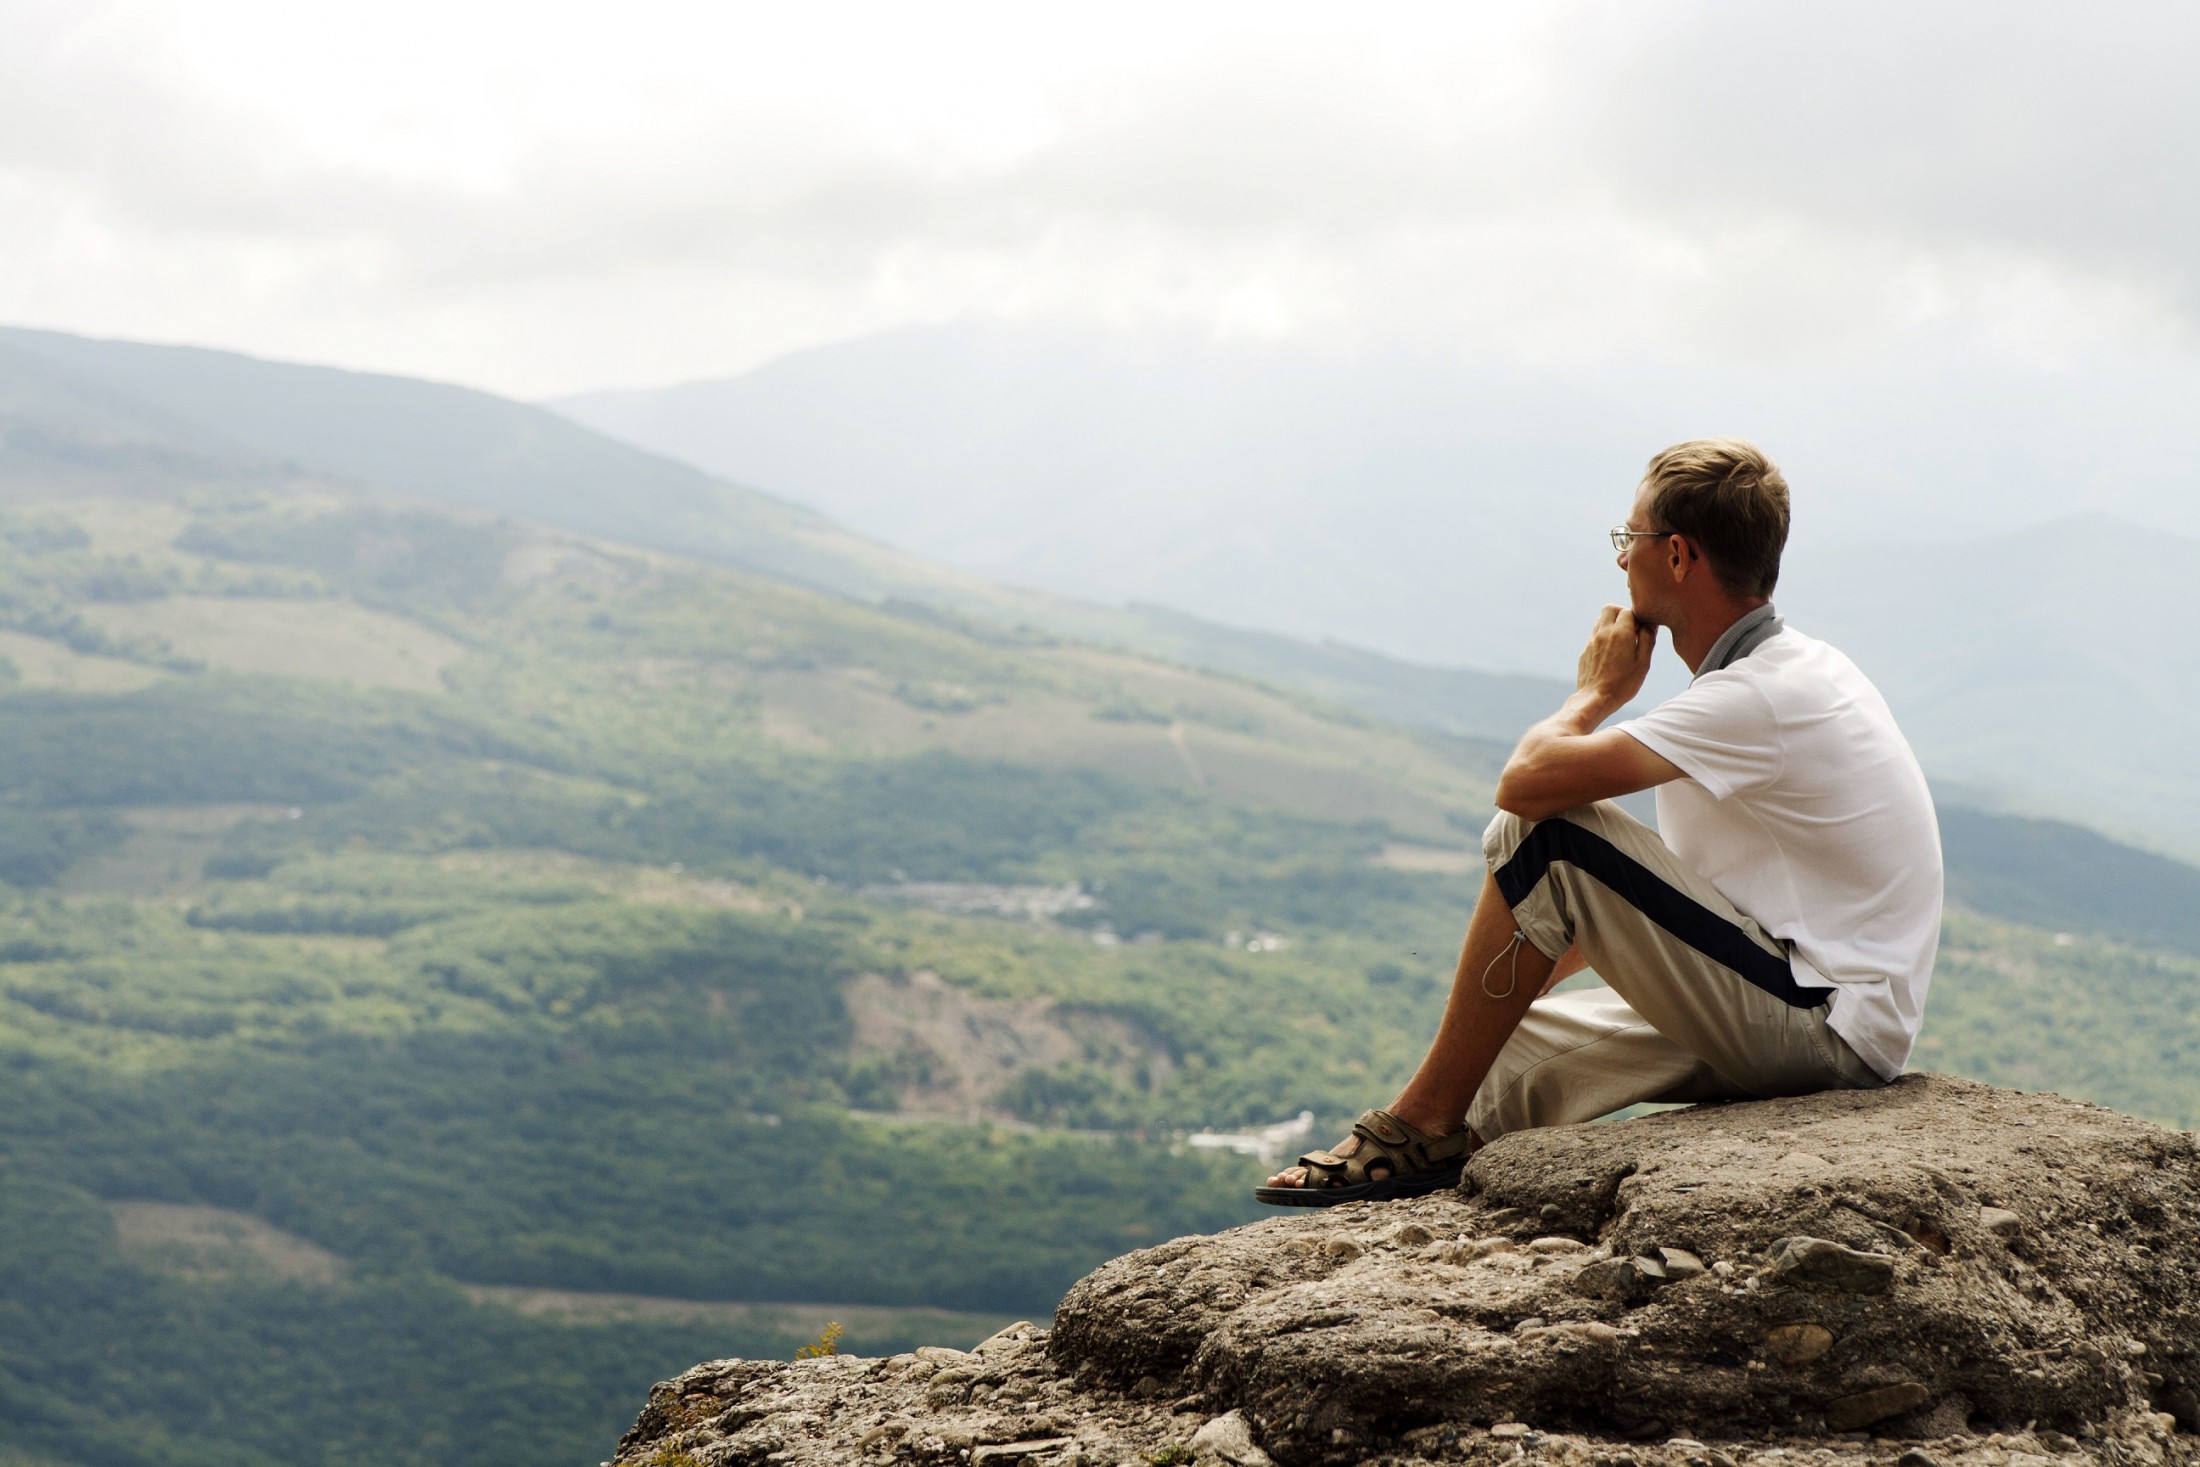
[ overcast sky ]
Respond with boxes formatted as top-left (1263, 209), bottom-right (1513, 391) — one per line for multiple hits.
top-left (4, 0), bottom-right (2196, 398)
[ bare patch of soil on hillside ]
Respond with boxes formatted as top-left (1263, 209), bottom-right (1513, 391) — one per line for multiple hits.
top-left (845, 969), bottom-right (1168, 1122)
top-left (109, 1201), bottom-right (345, 1285)
top-left (0, 629), bottom-right (167, 692)
top-left (80, 596), bottom-right (466, 692)
top-left (56, 803), bottom-right (295, 897)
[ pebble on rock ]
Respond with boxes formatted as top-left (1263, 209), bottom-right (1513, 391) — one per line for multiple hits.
top-left (1760, 1323), bottom-right (1835, 1365)
top-left (1767, 1236), bottom-right (1898, 1294)
top-left (1187, 1410), bottom-right (1274, 1467)
top-left (1822, 1382), bottom-right (1931, 1431)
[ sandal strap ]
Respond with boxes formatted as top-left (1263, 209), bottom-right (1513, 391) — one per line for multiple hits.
top-left (1292, 1110), bottom-right (1474, 1190)
top-left (1352, 1109), bottom-right (1477, 1170)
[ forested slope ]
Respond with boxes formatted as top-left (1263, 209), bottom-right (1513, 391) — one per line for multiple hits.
top-left (0, 442), bottom-right (2189, 1466)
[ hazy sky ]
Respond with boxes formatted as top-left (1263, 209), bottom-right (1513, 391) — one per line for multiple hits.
top-left (5, 0), bottom-right (2196, 397)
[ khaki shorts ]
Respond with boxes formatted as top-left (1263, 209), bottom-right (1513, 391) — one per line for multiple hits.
top-left (1466, 800), bottom-right (1883, 1142)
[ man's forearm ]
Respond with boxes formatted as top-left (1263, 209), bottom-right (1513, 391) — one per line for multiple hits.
top-left (1495, 689), bottom-right (1623, 810)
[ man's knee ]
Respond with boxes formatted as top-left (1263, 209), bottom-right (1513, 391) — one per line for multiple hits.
top-left (1482, 807), bottom-right (1532, 872)
top-left (1482, 800), bottom-right (1629, 874)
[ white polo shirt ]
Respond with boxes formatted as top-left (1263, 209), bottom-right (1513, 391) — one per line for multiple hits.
top-left (1617, 626), bottom-right (1943, 1079)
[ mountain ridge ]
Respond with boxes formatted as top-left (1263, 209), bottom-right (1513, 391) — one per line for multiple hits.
top-left (0, 322), bottom-right (1573, 745)
top-left (550, 321), bottom-right (2200, 859)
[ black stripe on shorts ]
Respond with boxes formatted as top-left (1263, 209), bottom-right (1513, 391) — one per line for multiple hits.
top-left (1493, 818), bottom-right (1828, 1010)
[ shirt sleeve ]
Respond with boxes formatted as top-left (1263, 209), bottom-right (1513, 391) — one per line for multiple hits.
top-left (1615, 672), bottom-right (1783, 801)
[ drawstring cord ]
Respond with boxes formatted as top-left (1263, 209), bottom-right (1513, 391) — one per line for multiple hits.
top-left (1481, 929), bottom-right (1528, 999)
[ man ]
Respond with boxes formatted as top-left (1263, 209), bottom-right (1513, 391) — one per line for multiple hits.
top-left (1258, 438), bottom-right (1942, 1205)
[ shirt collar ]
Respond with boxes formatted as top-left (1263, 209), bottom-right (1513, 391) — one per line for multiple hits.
top-left (1694, 602), bottom-right (1783, 680)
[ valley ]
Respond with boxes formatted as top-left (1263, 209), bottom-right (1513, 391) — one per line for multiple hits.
top-left (0, 334), bottom-right (2194, 1467)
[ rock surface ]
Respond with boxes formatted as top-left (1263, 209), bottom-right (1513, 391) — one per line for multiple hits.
top-left (612, 1076), bottom-right (2200, 1467)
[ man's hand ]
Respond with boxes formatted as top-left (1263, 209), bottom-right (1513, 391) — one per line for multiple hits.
top-left (1492, 608), bottom-right (1683, 820)
top-left (1576, 605), bottom-right (1657, 718)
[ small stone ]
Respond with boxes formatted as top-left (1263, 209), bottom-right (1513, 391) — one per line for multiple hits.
top-left (1633, 1254), bottom-right (1670, 1280)
top-left (1131, 1375), bottom-right (1166, 1399)
top-left (1188, 1410), bottom-right (1274, 1466)
top-left (1761, 1324), bottom-right (1835, 1365)
top-left (1896, 1451), bottom-right (1938, 1467)
top-left (2148, 1413), bottom-right (2180, 1437)
top-left (1665, 1439), bottom-right (1707, 1453)
top-left (1490, 1422), bottom-right (1532, 1438)
top-left (1823, 1382), bottom-right (1930, 1431)
top-left (972, 1442), bottom-right (1077, 1463)
top-left (974, 1321), bottom-right (1038, 1354)
top-left (1767, 1236), bottom-right (1897, 1294)
top-left (1529, 1235), bottom-right (1587, 1254)
top-left (915, 1345), bottom-right (972, 1362)
top-left (1979, 1207), bottom-right (2023, 1239)
top-left (1323, 1236), bottom-right (1364, 1261)
top-left (1386, 1222), bottom-right (1436, 1248)
top-left (1514, 1316), bottom-right (1547, 1333)
top-left (1658, 1247), bottom-right (1708, 1278)
top-left (2124, 1339), bottom-right (2150, 1357)
top-left (1571, 1257), bottom-right (1648, 1302)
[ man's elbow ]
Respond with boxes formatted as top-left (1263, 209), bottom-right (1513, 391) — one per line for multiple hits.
top-left (1493, 764), bottom-right (1561, 822)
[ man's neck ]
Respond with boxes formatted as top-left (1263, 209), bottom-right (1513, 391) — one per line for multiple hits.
top-left (1674, 598), bottom-right (1774, 675)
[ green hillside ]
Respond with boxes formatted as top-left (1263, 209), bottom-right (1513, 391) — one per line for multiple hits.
top-left (0, 361), bottom-right (2193, 1465)
top-left (0, 324), bottom-right (1571, 742)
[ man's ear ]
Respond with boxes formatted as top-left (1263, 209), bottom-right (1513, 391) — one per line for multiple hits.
top-left (1665, 534), bottom-right (1695, 583)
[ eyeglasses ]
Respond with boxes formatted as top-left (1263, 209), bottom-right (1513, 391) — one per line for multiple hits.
top-left (1609, 526), bottom-right (1674, 555)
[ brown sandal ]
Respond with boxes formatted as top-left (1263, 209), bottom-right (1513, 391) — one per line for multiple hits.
top-left (1253, 1108), bottom-right (1477, 1208)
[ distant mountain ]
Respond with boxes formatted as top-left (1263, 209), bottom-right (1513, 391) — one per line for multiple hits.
top-left (554, 323), bottom-right (2200, 858)
top-left (0, 325), bottom-right (1564, 744)
top-left (0, 325), bottom-right (956, 605)
top-left (12, 321), bottom-right (2198, 855)
top-left (1940, 804), bottom-right (2200, 958)
top-left (552, 322), bottom-right (2200, 670)
top-left (1789, 514), bottom-right (2200, 858)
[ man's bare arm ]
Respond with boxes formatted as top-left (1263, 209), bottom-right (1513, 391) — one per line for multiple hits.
top-left (1495, 606), bottom-right (1685, 821)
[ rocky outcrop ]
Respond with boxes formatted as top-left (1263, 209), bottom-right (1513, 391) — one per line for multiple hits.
top-left (613, 1076), bottom-right (2200, 1467)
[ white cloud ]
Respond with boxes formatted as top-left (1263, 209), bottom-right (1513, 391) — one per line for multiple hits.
top-left (0, 0), bottom-right (2192, 394)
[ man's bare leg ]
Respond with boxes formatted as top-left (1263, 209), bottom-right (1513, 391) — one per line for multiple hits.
top-left (1264, 871), bottom-right (1557, 1189)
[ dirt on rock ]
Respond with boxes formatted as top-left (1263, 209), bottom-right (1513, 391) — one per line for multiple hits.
top-left (612, 1075), bottom-right (2200, 1467)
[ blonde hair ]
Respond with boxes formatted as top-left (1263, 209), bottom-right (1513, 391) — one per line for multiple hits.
top-left (1640, 438), bottom-right (1790, 598)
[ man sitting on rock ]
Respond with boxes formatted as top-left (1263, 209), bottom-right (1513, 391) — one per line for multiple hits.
top-left (1259, 438), bottom-right (1943, 1205)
